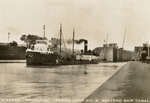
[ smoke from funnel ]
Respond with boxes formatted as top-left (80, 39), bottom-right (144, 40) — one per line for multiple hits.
top-left (67, 39), bottom-right (87, 44)
top-left (67, 39), bottom-right (88, 53)
top-left (77, 39), bottom-right (88, 44)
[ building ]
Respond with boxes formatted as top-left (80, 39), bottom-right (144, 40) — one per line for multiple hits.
top-left (134, 43), bottom-right (150, 61)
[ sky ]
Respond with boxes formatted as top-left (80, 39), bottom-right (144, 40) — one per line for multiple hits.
top-left (0, 0), bottom-right (150, 50)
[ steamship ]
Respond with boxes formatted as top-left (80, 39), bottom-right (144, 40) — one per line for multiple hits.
top-left (26, 25), bottom-right (99, 65)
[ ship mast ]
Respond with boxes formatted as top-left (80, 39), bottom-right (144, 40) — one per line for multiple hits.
top-left (122, 27), bottom-right (127, 49)
top-left (106, 32), bottom-right (109, 47)
top-left (104, 33), bottom-right (108, 60)
top-left (60, 24), bottom-right (62, 55)
top-left (121, 27), bottom-right (127, 61)
top-left (43, 24), bottom-right (45, 38)
top-left (72, 28), bottom-right (75, 55)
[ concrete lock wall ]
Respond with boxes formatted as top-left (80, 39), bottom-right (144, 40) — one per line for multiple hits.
top-left (103, 47), bottom-right (117, 62)
top-left (98, 47), bottom-right (113, 62)
top-left (98, 47), bottom-right (134, 62)
top-left (99, 47), bottom-right (118, 62)
top-left (104, 48), bottom-right (134, 62)
top-left (117, 49), bottom-right (134, 61)
top-left (104, 47), bottom-right (113, 62)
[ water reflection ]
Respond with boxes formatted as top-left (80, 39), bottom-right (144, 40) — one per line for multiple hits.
top-left (0, 63), bottom-right (125, 103)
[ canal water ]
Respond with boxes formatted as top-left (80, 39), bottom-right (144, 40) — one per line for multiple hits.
top-left (0, 62), bottom-right (125, 103)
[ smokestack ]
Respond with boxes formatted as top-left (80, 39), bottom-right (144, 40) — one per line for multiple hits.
top-left (67, 38), bottom-right (88, 53)
top-left (84, 40), bottom-right (88, 53)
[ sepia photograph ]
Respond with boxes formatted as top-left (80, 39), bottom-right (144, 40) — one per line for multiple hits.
top-left (0, 0), bottom-right (150, 103)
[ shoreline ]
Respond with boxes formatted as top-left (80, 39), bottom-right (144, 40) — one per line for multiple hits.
top-left (0, 60), bottom-right (26, 63)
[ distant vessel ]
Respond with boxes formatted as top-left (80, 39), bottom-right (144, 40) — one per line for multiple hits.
top-left (26, 24), bottom-right (99, 65)
top-left (0, 42), bottom-right (26, 60)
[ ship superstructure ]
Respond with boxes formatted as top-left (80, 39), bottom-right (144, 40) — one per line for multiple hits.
top-left (26, 39), bottom-right (59, 65)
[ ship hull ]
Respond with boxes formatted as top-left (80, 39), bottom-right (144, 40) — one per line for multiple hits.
top-left (26, 51), bottom-right (99, 66)
top-left (26, 51), bottom-right (58, 65)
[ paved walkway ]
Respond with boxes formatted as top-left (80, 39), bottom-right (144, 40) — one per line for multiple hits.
top-left (82, 61), bottom-right (150, 103)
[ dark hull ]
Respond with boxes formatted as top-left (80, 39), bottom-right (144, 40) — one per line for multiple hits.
top-left (26, 51), bottom-right (99, 66)
top-left (26, 51), bottom-right (58, 65)
top-left (0, 45), bottom-right (26, 60)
